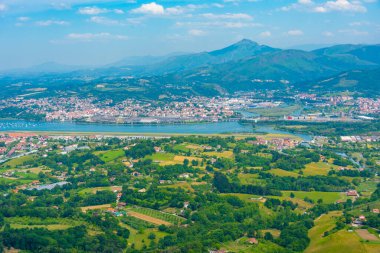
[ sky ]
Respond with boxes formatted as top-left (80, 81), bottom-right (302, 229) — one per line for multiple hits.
top-left (0, 0), bottom-right (379, 70)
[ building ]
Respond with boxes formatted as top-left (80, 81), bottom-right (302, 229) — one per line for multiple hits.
top-left (248, 238), bottom-right (259, 245)
top-left (346, 190), bottom-right (359, 197)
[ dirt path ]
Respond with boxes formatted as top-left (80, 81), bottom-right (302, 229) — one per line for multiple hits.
top-left (127, 211), bottom-right (171, 226)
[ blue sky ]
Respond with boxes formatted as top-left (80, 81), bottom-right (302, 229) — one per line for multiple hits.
top-left (0, 0), bottom-right (379, 70)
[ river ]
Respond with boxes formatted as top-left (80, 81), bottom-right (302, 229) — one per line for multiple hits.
top-left (0, 120), bottom-right (312, 141)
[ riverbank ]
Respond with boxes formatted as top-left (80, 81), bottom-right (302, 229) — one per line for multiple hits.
top-left (0, 120), bottom-right (312, 141)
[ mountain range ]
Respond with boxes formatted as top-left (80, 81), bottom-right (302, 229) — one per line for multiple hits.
top-left (1, 39), bottom-right (379, 97)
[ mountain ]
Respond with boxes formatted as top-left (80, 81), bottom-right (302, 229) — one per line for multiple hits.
top-left (0, 40), bottom-right (379, 98)
top-left (108, 52), bottom-right (188, 67)
top-left (288, 43), bottom-right (336, 51)
top-left (300, 68), bottom-right (380, 95)
top-left (313, 44), bottom-right (380, 64)
top-left (162, 48), bottom-right (377, 92)
top-left (1, 62), bottom-right (90, 76)
top-left (136, 39), bottom-right (280, 75)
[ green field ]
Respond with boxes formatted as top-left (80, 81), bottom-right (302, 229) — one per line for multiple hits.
top-left (146, 152), bottom-right (175, 162)
top-left (238, 174), bottom-right (266, 185)
top-left (78, 186), bottom-right (122, 196)
top-left (121, 224), bottom-right (168, 250)
top-left (94, 149), bottom-right (124, 162)
top-left (3, 155), bottom-right (35, 168)
top-left (305, 211), bottom-right (375, 253)
top-left (282, 191), bottom-right (347, 204)
top-left (357, 180), bottom-right (378, 196)
top-left (129, 207), bottom-right (185, 225)
top-left (302, 162), bottom-right (335, 176)
top-left (269, 169), bottom-right (300, 177)
top-left (172, 143), bottom-right (190, 152)
top-left (222, 238), bottom-right (286, 253)
top-left (5, 217), bottom-right (87, 231)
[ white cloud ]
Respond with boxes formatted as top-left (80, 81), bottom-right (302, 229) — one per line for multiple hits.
top-left (315, 0), bottom-right (367, 13)
top-left (212, 3), bottom-right (225, 8)
top-left (114, 9), bottom-right (124, 14)
top-left (89, 16), bottom-right (120, 25)
top-left (0, 3), bottom-right (6, 11)
top-left (287, 29), bottom-right (303, 36)
top-left (131, 2), bottom-right (207, 16)
top-left (349, 21), bottom-right (370, 26)
top-left (78, 6), bottom-right (124, 15)
top-left (51, 2), bottom-right (71, 10)
top-left (188, 29), bottom-right (206, 36)
top-left (18, 16), bottom-right (30, 21)
top-left (259, 31), bottom-right (272, 37)
top-left (322, 31), bottom-right (334, 36)
top-left (201, 13), bottom-right (253, 20)
top-left (78, 6), bottom-right (107, 15)
top-left (299, 0), bottom-right (313, 4)
top-left (131, 2), bottom-right (164, 15)
top-left (177, 21), bottom-right (261, 29)
top-left (338, 29), bottom-right (369, 35)
top-left (282, 0), bottom-right (367, 13)
top-left (36, 20), bottom-right (69, 26)
top-left (67, 32), bottom-right (128, 41)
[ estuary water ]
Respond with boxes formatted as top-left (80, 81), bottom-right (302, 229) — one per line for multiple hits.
top-left (0, 120), bottom-right (312, 141)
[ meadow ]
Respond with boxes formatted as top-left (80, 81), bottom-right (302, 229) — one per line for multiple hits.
top-left (306, 211), bottom-right (369, 253)
top-left (128, 207), bottom-right (185, 225)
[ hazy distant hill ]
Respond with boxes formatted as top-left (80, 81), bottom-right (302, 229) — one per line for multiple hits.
top-left (0, 39), bottom-right (379, 98)
top-left (313, 44), bottom-right (380, 64)
top-left (301, 68), bottom-right (380, 95)
top-left (108, 52), bottom-right (188, 67)
top-left (2, 62), bottom-right (88, 75)
top-left (163, 47), bottom-right (377, 91)
top-left (136, 39), bottom-right (280, 75)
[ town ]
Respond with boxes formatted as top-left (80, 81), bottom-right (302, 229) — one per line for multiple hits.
top-left (0, 92), bottom-right (379, 124)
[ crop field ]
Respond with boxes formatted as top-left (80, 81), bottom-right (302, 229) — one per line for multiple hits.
top-left (79, 186), bottom-right (122, 196)
top-left (121, 224), bottom-right (168, 250)
top-left (238, 174), bottom-right (266, 185)
top-left (302, 162), bottom-right (334, 176)
top-left (147, 153), bottom-right (201, 166)
top-left (222, 238), bottom-right (285, 253)
top-left (81, 204), bottom-right (111, 212)
top-left (127, 211), bottom-right (172, 226)
top-left (269, 169), bottom-right (300, 177)
top-left (6, 217), bottom-right (84, 231)
top-left (357, 179), bottom-right (378, 195)
top-left (356, 229), bottom-right (379, 241)
top-left (174, 155), bottom-right (202, 163)
top-left (202, 150), bottom-right (234, 158)
top-left (94, 149), bottom-right (125, 162)
top-left (185, 144), bottom-right (203, 150)
top-left (146, 153), bottom-right (175, 165)
top-left (220, 193), bottom-right (263, 202)
top-left (129, 207), bottom-right (185, 225)
top-left (22, 167), bottom-right (48, 174)
top-left (281, 191), bottom-right (346, 204)
top-left (3, 155), bottom-right (35, 168)
top-left (173, 143), bottom-right (192, 152)
top-left (305, 211), bottom-right (375, 253)
top-left (160, 181), bottom-right (195, 192)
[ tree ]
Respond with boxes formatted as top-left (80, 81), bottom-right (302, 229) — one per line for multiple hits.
top-left (148, 233), bottom-right (156, 240)
top-left (264, 232), bottom-right (273, 241)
